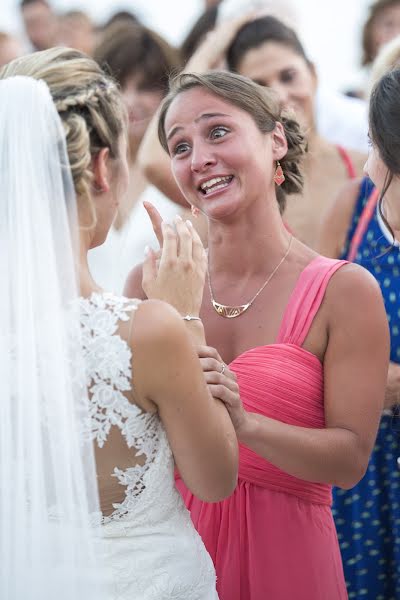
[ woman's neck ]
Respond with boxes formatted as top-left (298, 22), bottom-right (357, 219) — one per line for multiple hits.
top-left (78, 229), bottom-right (102, 298)
top-left (207, 198), bottom-right (291, 277)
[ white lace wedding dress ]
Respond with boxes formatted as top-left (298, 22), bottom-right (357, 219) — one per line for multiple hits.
top-left (79, 292), bottom-right (218, 599)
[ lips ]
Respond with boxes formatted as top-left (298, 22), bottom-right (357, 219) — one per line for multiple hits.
top-left (198, 175), bottom-right (233, 195)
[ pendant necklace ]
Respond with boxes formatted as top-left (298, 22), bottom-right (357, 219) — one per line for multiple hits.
top-left (207, 235), bottom-right (293, 318)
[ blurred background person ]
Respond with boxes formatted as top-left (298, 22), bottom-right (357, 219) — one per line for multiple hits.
top-left (20, 0), bottom-right (57, 51)
top-left (226, 15), bottom-right (366, 248)
top-left (88, 21), bottom-right (183, 292)
top-left (319, 35), bottom-right (400, 600)
top-left (0, 31), bottom-right (23, 67)
top-left (57, 10), bottom-right (96, 55)
top-left (180, 4), bottom-right (218, 64)
top-left (218, 0), bottom-right (369, 153)
top-left (348, 0), bottom-right (400, 98)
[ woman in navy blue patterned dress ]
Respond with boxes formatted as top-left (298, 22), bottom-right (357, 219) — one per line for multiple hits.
top-left (320, 174), bottom-right (400, 599)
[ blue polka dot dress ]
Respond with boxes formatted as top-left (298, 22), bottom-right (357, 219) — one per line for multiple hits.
top-left (332, 177), bottom-right (400, 599)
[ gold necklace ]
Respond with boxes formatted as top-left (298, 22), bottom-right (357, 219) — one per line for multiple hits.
top-left (207, 236), bottom-right (293, 318)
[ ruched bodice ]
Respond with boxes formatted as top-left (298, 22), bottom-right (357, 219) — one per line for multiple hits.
top-left (177, 256), bottom-right (348, 600)
top-left (230, 256), bottom-right (346, 506)
top-left (232, 344), bottom-right (330, 504)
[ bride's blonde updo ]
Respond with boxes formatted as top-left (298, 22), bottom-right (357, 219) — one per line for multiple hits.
top-left (0, 47), bottom-right (125, 222)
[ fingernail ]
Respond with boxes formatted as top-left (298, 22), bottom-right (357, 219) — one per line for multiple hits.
top-left (175, 214), bottom-right (183, 221)
top-left (186, 220), bottom-right (193, 228)
top-left (144, 245), bottom-right (150, 256)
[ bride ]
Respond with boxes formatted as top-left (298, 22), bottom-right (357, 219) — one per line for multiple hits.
top-left (0, 48), bottom-right (237, 599)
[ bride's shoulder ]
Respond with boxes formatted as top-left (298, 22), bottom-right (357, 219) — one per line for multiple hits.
top-left (130, 300), bottom-right (190, 362)
top-left (133, 299), bottom-right (185, 345)
top-left (78, 290), bottom-right (141, 320)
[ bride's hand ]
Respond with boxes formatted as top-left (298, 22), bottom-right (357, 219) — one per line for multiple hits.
top-left (142, 215), bottom-right (207, 317)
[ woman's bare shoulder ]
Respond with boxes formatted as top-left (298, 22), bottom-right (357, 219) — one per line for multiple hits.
top-left (324, 262), bottom-right (385, 321)
top-left (132, 299), bottom-right (184, 349)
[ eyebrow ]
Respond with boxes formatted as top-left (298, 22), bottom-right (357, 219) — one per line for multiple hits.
top-left (166, 112), bottom-right (231, 142)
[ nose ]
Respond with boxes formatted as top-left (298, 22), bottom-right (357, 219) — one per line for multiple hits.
top-left (190, 140), bottom-right (216, 173)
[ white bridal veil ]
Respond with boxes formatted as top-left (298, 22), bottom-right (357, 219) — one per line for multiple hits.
top-left (0, 76), bottom-right (105, 599)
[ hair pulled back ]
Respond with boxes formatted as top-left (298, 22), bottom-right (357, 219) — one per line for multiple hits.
top-left (158, 70), bottom-right (307, 212)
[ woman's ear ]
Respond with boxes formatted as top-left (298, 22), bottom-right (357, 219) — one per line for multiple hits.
top-left (271, 121), bottom-right (288, 161)
top-left (92, 147), bottom-right (111, 193)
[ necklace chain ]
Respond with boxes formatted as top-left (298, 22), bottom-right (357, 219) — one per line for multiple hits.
top-left (207, 235), bottom-right (293, 318)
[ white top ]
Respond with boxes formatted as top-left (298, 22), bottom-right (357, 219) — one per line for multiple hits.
top-left (316, 86), bottom-right (369, 153)
top-left (89, 186), bottom-right (179, 294)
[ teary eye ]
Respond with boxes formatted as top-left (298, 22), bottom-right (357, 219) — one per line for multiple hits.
top-left (172, 141), bottom-right (190, 156)
top-left (210, 126), bottom-right (229, 140)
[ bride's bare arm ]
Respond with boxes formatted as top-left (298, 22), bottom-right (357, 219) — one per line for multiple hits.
top-left (131, 299), bottom-right (238, 502)
top-left (128, 215), bottom-right (237, 500)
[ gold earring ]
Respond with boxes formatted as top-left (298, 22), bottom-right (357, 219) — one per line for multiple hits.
top-left (273, 161), bottom-right (285, 186)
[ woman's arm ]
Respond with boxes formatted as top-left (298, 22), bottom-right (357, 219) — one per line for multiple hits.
top-left (203, 265), bottom-right (389, 489)
top-left (318, 177), bottom-right (361, 258)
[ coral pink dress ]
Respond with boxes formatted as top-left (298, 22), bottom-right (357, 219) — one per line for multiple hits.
top-left (176, 256), bottom-right (348, 600)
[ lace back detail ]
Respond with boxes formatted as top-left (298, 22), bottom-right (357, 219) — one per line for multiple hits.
top-left (79, 292), bottom-right (164, 522)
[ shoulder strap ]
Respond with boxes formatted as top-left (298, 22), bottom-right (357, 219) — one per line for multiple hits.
top-left (336, 145), bottom-right (357, 179)
top-left (347, 187), bottom-right (379, 262)
top-left (277, 257), bottom-right (347, 347)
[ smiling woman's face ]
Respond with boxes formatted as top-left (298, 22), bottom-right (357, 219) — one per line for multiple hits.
top-left (164, 86), bottom-right (285, 220)
top-left (235, 41), bottom-right (317, 132)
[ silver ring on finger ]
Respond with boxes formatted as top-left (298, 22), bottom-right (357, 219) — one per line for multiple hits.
top-left (220, 362), bottom-right (226, 376)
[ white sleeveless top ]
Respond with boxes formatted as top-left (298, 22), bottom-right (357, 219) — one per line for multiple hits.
top-left (79, 292), bottom-right (218, 599)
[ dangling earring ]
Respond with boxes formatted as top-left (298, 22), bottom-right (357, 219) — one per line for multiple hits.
top-left (274, 161), bottom-right (285, 186)
top-left (191, 205), bottom-right (200, 217)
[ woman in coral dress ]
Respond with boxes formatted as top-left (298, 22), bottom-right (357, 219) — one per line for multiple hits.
top-left (126, 70), bottom-right (389, 599)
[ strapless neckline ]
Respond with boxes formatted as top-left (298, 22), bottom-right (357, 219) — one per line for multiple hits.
top-left (229, 342), bottom-right (323, 369)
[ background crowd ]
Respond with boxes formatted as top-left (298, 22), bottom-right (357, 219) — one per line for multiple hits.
top-left (2, 1), bottom-right (400, 599)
